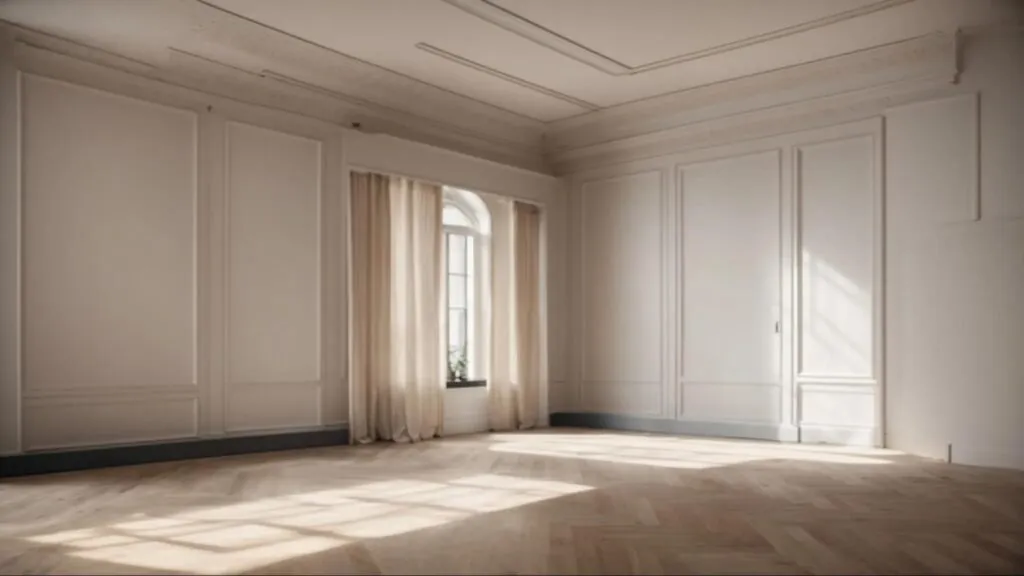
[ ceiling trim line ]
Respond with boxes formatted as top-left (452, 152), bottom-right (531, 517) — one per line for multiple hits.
top-left (443, 0), bottom-right (915, 76)
top-left (259, 69), bottom-right (544, 151)
top-left (3, 26), bottom-right (548, 174)
top-left (441, 0), bottom-right (629, 74)
top-left (415, 42), bottom-right (599, 112)
top-left (4, 21), bottom-right (155, 72)
top-left (546, 31), bottom-right (957, 151)
top-left (194, 0), bottom-right (544, 126)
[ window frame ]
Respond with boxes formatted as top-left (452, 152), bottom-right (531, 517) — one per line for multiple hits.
top-left (442, 194), bottom-right (489, 390)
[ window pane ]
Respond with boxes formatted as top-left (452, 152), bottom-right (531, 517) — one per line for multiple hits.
top-left (443, 205), bottom-right (472, 227)
top-left (448, 309), bottom-right (466, 351)
top-left (448, 274), bottom-right (466, 308)
top-left (447, 234), bottom-right (466, 274)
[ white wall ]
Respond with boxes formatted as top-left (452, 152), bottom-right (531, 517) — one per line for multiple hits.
top-left (885, 33), bottom-right (1024, 470)
top-left (0, 39), bottom-right (565, 454)
top-left (561, 30), bottom-right (1023, 469)
top-left (566, 119), bottom-right (884, 446)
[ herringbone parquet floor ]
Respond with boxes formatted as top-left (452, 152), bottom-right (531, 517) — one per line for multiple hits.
top-left (1, 429), bottom-right (1022, 575)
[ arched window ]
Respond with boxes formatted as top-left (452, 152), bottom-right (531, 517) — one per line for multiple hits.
top-left (443, 187), bottom-right (489, 386)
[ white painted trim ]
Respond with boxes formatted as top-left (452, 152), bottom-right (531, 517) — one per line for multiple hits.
top-left (787, 118), bottom-right (884, 447)
top-left (0, 24), bottom-right (548, 174)
top-left (23, 385), bottom-right (199, 400)
top-left (550, 76), bottom-right (958, 174)
top-left (0, 61), bottom-right (21, 455)
top-left (576, 169), bottom-right (665, 406)
top-left (443, 0), bottom-right (911, 77)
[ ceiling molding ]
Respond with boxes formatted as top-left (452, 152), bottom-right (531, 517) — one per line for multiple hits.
top-left (549, 74), bottom-right (960, 175)
top-left (193, 0), bottom-right (544, 130)
top-left (414, 42), bottom-right (599, 113)
top-left (1, 23), bottom-right (549, 174)
top-left (444, 0), bottom-right (914, 76)
top-left (167, 47), bottom-right (262, 78)
top-left (5, 22), bottom-right (155, 74)
top-left (546, 32), bottom-right (958, 153)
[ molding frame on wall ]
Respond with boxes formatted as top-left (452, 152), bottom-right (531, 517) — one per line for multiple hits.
top-left (575, 169), bottom-right (667, 419)
top-left (0, 57), bottom-right (22, 455)
top-left (565, 118), bottom-right (888, 448)
top-left (790, 118), bottom-right (885, 448)
top-left (675, 147), bottom-right (790, 426)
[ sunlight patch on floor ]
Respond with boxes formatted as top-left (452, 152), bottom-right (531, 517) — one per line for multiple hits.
top-left (23, 474), bottom-right (591, 575)
top-left (488, 433), bottom-right (895, 467)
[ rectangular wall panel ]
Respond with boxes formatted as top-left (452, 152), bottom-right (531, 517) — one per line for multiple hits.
top-left (797, 136), bottom-right (875, 378)
top-left (582, 381), bottom-right (662, 417)
top-left (580, 171), bottom-right (663, 388)
top-left (681, 382), bottom-right (781, 424)
top-left (226, 122), bottom-right (321, 385)
top-left (680, 151), bottom-right (781, 391)
top-left (225, 382), bottom-right (321, 433)
top-left (22, 75), bottom-right (197, 392)
top-left (23, 397), bottom-right (198, 451)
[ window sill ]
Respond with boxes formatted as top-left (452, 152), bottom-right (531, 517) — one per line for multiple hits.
top-left (446, 379), bottom-right (487, 389)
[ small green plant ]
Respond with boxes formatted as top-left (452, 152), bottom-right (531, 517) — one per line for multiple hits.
top-left (447, 346), bottom-right (468, 382)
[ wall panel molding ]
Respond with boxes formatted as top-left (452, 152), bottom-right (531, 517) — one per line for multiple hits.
top-left (223, 119), bottom-right (327, 434)
top-left (790, 120), bottom-right (884, 446)
top-left (576, 170), bottom-right (665, 417)
top-left (580, 381), bottom-right (663, 418)
top-left (679, 381), bottom-right (782, 425)
top-left (22, 397), bottom-right (199, 452)
top-left (0, 62), bottom-right (21, 455)
top-left (20, 72), bottom-right (200, 396)
top-left (677, 149), bottom-right (784, 423)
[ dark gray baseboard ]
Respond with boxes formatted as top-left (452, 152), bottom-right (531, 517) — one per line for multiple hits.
top-left (0, 428), bottom-right (349, 478)
top-left (550, 412), bottom-right (799, 442)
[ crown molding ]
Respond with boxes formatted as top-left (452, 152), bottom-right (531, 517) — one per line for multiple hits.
top-left (550, 74), bottom-right (959, 176)
top-left (0, 24), bottom-right (552, 172)
top-left (545, 31), bottom-right (958, 165)
top-left (444, 0), bottom-right (912, 76)
top-left (193, 0), bottom-right (544, 133)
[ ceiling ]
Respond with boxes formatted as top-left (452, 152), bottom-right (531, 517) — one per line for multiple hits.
top-left (0, 0), bottom-right (1016, 168)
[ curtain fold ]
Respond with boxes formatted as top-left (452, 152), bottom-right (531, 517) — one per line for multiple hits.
top-left (488, 199), bottom-right (544, 431)
top-left (350, 171), bottom-right (444, 443)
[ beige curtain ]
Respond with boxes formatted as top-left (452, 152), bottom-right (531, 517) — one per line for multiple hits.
top-left (488, 200), bottom-right (544, 430)
top-left (350, 171), bottom-right (444, 443)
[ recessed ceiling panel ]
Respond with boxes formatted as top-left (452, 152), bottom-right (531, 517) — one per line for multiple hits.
top-left (203, 0), bottom-right (594, 121)
top-left (488, 0), bottom-right (882, 68)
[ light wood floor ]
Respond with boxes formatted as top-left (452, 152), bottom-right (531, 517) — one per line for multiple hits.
top-left (1, 429), bottom-right (1022, 575)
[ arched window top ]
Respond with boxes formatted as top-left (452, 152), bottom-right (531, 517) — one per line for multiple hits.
top-left (443, 187), bottom-right (490, 236)
top-left (443, 204), bottom-right (473, 228)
